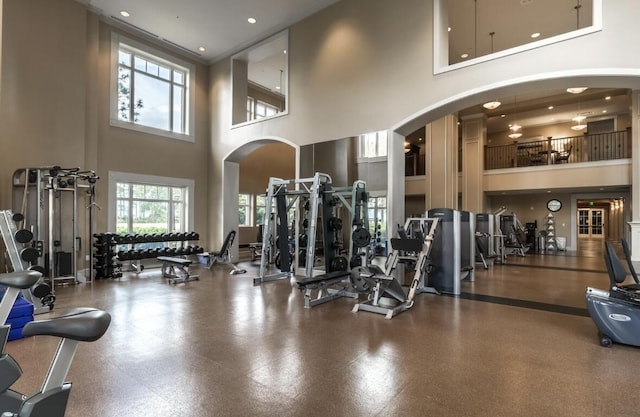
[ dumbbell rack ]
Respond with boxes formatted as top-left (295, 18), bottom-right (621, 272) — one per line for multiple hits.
top-left (93, 233), bottom-right (203, 278)
top-left (0, 210), bottom-right (51, 314)
top-left (93, 233), bottom-right (122, 279)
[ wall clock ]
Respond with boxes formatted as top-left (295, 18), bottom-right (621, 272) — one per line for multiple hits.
top-left (547, 199), bottom-right (562, 212)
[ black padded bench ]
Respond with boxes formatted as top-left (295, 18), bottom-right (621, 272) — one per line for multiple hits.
top-left (157, 256), bottom-right (199, 284)
top-left (296, 271), bottom-right (351, 289)
top-left (296, 271), bottom-right (357, 308)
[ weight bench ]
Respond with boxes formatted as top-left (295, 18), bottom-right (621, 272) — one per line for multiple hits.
top-left (296, 270), bottom-right (358, 308)
top-left (157, 256), bottom-right (199, 284)
top-left (207, 230), bottom-right (246, 275)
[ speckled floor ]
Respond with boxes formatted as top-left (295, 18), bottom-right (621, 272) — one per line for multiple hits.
top-left (5, 251), bottom-right (640, 417)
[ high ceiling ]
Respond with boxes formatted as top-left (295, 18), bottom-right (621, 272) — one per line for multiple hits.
top-left (82, 0), bottom-right (339, 63)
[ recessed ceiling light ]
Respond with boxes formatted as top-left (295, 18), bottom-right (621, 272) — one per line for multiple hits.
top-left (548, 105), bottom-right (554, 110)
top-left (500, 114), bottom-right (506, 118)
top-left (419, 137), bottom-right (423, 141)
top-left (283, 50), bottom-right (287, 54)
top-left (275, 86), bottom-right (280, 90)
top-left (567, 87), bottom-right (588, 94)
top-left (448, 27), bottom-right (452, 32)
top-left (461, 53), bottom-right (469, 59)
top-left (248, 17), bottom-right (257, 24)
top-left (605, 96), bottom-right (611, 100)
top-left (602, 110), bottom-right (607, 113)
top-left (120, 10), bottom-right (130, 17)
top-left (198, 46), bottom-right (206, 52)
top-left (531, 32), bottom-right (541, 38)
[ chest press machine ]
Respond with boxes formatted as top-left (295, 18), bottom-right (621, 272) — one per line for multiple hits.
top-left (351, 217), bottom-right (440, 319)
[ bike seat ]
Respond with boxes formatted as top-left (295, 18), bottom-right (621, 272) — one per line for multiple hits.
top-left (22, 307), bottom-right (111, 342)
top-left (0, 270), bottom-right (41, 289)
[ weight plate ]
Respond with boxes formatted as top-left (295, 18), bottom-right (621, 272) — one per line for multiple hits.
top-left (332, 256), bottom-right (348, 272)
top-left (350, 255), bottom-right (362, 269)
top-left (28, 265), bottom-right (46, 276)
top-left (299, 234), bottom-right (308, 248)
top-left (14, 229), bottom-right (34, 244)
top-left (350, 266), bottom-right (371, 293)
top-left (31, 283), bottom-right (52, 298)
top-left (352, 227), bottom-right (371, 248)
top-left (20, 247), bottom-right (39, 263)
top-left (12, 212), bottom-right (24, 222)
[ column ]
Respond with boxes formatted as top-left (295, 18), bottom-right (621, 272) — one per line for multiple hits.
top-left (629, 90), bottom-right (640, 261)
top-left (460, 114), bottom-right (486, 213)
top-left (425, 114), bottom-right (458, 209)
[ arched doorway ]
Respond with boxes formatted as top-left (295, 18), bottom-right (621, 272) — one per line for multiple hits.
top-left (221, 137), bottom-right (299, 260)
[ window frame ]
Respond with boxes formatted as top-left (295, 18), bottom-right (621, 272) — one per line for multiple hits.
top-left (110, 32), bottom-right (196, 142)
top-left (238, 193), bottom-right (252, 227)
top-left (108, 171), bottom-right (194, 233)
top-left (255, 195), bottom-right (267, 226)
top-left (358, 130), bottom-right (389, 161)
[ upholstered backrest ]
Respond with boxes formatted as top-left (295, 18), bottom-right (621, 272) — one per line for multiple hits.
top-left (604, 241), bottom-right (628, 285)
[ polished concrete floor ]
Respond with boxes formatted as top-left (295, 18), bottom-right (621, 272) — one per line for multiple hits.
top-left (5, 249), bottom-right (640, 416)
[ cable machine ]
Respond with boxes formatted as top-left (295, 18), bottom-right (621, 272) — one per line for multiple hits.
top-left (11, 166), bottom-right (99, 286)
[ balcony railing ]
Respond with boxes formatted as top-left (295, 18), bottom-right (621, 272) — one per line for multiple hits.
top-left (484, 130), bottom-right (630, 170)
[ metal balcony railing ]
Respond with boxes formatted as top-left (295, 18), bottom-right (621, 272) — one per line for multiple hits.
top-left (484, 130), bottom-right (630, 170)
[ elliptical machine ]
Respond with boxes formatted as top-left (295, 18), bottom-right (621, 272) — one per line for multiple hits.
top-left (586, 241), bottom-right (640, 348)
top-left (0, 270), bottom-right (111, 416)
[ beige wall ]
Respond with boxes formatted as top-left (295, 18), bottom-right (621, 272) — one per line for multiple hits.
top-left (3, 0), bottom-right (640, 252)
top-left (238, 142), bottom-right (295, 244)
top-left (0, 1), bottom-right (210, 263)
top-left (208, 0), bottom-right (640, 244)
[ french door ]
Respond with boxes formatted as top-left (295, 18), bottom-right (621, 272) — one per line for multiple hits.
top-left (578, 208), bottom-right (604, 239)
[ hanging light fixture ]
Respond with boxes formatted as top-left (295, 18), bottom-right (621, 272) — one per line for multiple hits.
top-left (571, 117), bottom-right (587, 131)
top-left (483, 101), bottom-right (501, 110)
top-left (507, 96), bottom-right (523, 139)
top-left (567, 87), bottom-right (588, 94)
top-left (508, 124), bottom-right (522, 139)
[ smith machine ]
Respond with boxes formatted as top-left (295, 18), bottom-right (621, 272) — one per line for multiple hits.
top-left (255, 173), bottom-right (371, 297)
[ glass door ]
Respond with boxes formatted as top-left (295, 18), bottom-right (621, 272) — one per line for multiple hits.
top-left (578, 208), bottom-right (604, 239)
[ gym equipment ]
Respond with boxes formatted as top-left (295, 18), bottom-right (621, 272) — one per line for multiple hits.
top-left (0, 211), bottom-right (55, 313)
top-left (12, 167), bottom-right (99, 285)
top-left (157, 256), bottom-right (199, 284)
top-left (586, 241), bottom-right (640, 347)
top-left (426, 208), bottom-right (472, 295)
top-left (206, 230), bottom-right (246, 275)
top-left (620, 238), bottom-right (640, 289)
top-left (0, 270), bottom-right (111, 416)
top-left (296, 271), bottom-right (358, 308)
top-left (500, 213), bottom-right (530, 256)
top-left (459, 211), bottom-right (475, 282)
top-left (351, 217), bottom-right (439, 319)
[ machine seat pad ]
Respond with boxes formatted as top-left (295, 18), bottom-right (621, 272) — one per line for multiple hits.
top-left (157, 256), bottom-right (192, 266)
top-left (390, 238), bottom-right (423, 253)
top-left (22, 308), bottom-right (111, 342)
top-left (297, 271), bottom-right (351, 288)
top-left (0, 270), bottom-right (41, 289)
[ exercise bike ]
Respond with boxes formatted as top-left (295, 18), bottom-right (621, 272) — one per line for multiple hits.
top-left (0, 270), bottom-right (111, 416)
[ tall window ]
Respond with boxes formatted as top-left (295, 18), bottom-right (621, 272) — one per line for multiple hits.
top-left (358, 130), bottom-right (388, 158)
top-left (111, 33), bottom-right (194, 141)
top-left (368, 196), bottom-right (387, 239)
top-left (255, 195), bottom-right (267, 225)
top-left (239, 194), bottom-right (251, 226)
top-left (109, 172), bottom-right (194, 235)
top-left (116, 183), bottom-right (186, 235)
